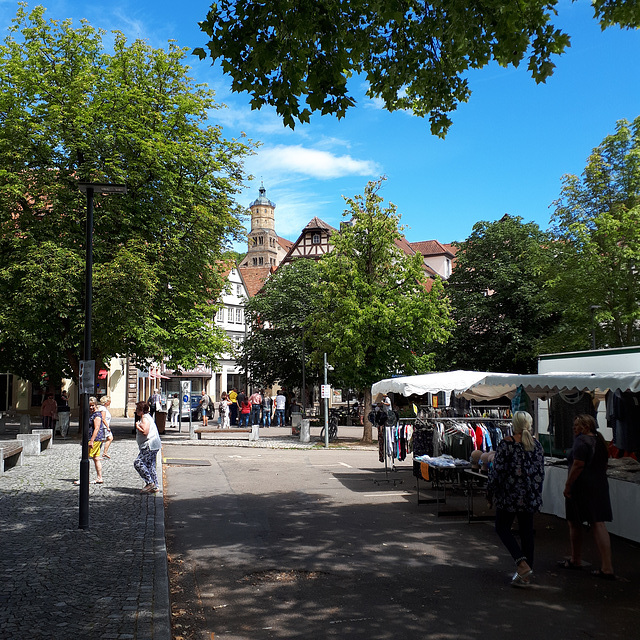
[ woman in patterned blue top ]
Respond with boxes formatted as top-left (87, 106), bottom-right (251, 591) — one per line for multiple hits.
top-left (487, 411), bottom-right (545, 587)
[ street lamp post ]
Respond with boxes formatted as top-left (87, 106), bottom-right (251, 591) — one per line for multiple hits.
top-left (77, 182), bottom-right (126, 530)
top-left (323, 353), bottom-right (329, 448)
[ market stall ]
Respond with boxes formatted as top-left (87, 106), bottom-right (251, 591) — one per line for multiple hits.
top-left (460, 371), bottom-right (640, 402)
top-left (371, 369), bottom-right (495, 402)
top-left (372, 370), bottom-right (640, 542)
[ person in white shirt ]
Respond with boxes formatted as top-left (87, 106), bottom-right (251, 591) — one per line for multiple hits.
top-left (99, 395), bottom-right (113, 459)
top-left (275, 391), bottom-right (286, 427)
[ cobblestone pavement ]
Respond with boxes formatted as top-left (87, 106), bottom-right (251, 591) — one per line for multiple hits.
top-left (0, 418), bottom-right (362, 640)
top-left (0, 422), bottom-right (170, 640)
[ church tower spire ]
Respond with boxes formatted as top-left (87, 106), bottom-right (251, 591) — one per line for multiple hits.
top-left (243, 183), bottom-right (279, 267)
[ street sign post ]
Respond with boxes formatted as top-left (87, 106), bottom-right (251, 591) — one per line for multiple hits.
top-left (79, 360), bottom-right (95, 395)
top-left (179, 380), bottom-right (191, 434)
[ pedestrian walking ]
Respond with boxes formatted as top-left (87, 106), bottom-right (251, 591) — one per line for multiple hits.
top-left (57, 390), bottom-right (70, 438)
top-left (239, 397), bottom-right (251, 426)
top-left (487, 411), bottom-right (545, 587)
top-left (249, 389), bottom-right (262, 426)
top-left (229, 387), bottom-right (238, 426)
top-left (261, 391), bottom-right (272, 427)
top-left (198, 389), bottom-right (211, 427)
top-left (41, 392), bottom-right (57, 430)
top-left (149, 389), bottom-right (161, 418)
top-left (274, 390), bottom-right (286, 427)
top-left (171, 394), bottom-right (180, 426)
top-left (73, 396), bottom-right (106, 485)
top-left (220, 392), bottom-right (230, 428)
top-left (99, 395), bottom-right (114, 459)
top-left (134, 400), bottom-right (162, 494)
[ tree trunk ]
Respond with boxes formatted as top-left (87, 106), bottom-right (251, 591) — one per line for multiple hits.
top-left (361, 387), bottom-right (373, 444)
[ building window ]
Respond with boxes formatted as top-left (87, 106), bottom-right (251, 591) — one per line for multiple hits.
top-left (236, 308), bottom-right (243, 324)
top-left (227, 307), bottom-right (234, 322)
top-left (252, 257), bottom-right (257, 266)
top-left (216, 308), bottom-right (225, 322)
top-left (312, 233), bottom-right (321, 244)
top-left (259, 257), bottom-right (263, 265)
top-left (258, 235), bottom-right (264, 245)
top-left (236, 284), bottom-right (242, 296)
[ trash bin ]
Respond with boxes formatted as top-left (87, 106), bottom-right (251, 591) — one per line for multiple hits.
top-left (300, 418), bottom-right (310, 443)
top-left (291, 412), bottom-right (302, 436)
top-left (155, 411), bottom-right (167, 434)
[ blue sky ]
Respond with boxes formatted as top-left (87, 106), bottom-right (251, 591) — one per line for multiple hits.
top-left (2, 1), bottom-right (640, 246)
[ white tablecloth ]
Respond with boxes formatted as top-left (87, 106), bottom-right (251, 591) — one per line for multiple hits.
top-left (541, 465), bottom-right (640, 543)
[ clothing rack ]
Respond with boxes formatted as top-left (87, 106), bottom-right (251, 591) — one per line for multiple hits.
top-left (375, 422), bottom-right (407, 485)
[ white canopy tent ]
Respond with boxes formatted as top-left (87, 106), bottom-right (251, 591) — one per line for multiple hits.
top-left (371, 370), bottom-right (497, 404)
top-left (461, 371), bottom-right (640, 402)
top-left (372, 370), bottom-right (640, 404)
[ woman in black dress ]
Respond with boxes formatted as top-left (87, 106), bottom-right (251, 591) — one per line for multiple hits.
top-left (561, 414), bottom-right (614, 579)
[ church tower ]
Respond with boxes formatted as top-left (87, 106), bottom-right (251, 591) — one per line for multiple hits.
top-left (240, 183), bottom-right (283, 268)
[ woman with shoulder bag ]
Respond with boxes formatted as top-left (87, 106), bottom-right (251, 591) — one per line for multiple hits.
top-left (487, 411), bottom-right (545, 587)
top-left (134, 400), bottom-right (162, 494)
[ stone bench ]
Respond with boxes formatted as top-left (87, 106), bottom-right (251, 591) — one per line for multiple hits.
top-left (0, 441), bottom-right (24, 474)
top-left (194, 427), bottom-right (250, 440)
top-left (17, 429), bottom-right (53, 456)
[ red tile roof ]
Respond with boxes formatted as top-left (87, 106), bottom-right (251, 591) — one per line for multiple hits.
top-left (238, 266), bottom-right (274, 298)
top-left (408, 240), bottom-right (455, 257)
top-left (303, 217), bottom-right (337, 232)
top-left (395, 236), bottom-right (416, 256)
top-left (277, 236), bottom-right (293, 251)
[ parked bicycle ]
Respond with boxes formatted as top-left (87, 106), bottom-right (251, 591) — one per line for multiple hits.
top-left (319, 408), bottom-right (339, 441)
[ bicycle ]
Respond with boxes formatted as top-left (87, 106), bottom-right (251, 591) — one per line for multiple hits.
top-left (320, 409), bottom-right (339, 441)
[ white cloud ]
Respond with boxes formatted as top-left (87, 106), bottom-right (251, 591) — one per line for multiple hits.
top-left (256, 145), bottom-right (380, 179)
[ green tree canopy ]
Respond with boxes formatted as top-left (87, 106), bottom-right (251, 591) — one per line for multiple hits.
top-left (440, 215), bottom-right (557, 374)
top-left (240, 258), bottom-right (322, 393)
top-left (548, 116), bottom-right (640, 350)
top-left (309, 179), bottom-right (451, 442)
top-left (0, 5), bottom-right (253, 386)
top-left (196, 0), bottom-right (639, 136)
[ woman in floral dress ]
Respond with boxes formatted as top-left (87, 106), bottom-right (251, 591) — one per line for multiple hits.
top-left (487, 411), bottom-right (545, 587)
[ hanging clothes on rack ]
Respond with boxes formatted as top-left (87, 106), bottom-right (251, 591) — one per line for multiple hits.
top-left (549, 391), bottom-right (596, 451)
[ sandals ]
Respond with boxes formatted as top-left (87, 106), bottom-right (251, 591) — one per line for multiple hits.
top-left (557, 559), bottom-right (582, 571)
top-left (102, 453), bottom-right (111, 459)
top-left (511, 570), bottom-right (532, 588)
top-left (591, 569), bottom-right (615, 580)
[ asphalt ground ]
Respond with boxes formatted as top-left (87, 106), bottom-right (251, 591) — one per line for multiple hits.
top-left (163, 428), bottom-right (640, 640)
top-left (2, 418), bottom-right (639, 640)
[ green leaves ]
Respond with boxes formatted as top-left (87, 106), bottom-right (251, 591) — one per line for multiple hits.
top-left (440, 215), bottom-right (556, 374)
top-left (0, 6), bottom-right (253, 384)
top-left (549, 116), bottom-right (640, 349)
top-left (309, 178), bottom-right (451, 388)
top-left (197, 0), bottom-right (580, 135)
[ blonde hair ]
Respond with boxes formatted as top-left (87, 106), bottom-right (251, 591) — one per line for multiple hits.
top-left (100, 395), bottom-right (110, 405)
top-left (512, 411), bottom-right (535, 452)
